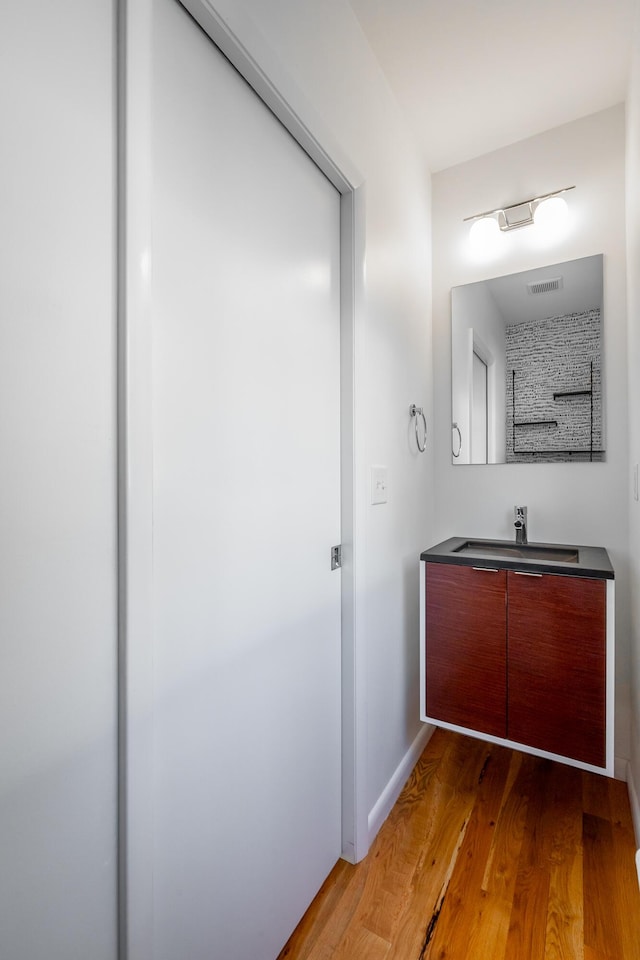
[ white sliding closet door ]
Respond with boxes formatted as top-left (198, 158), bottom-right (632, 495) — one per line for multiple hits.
top-left (146, 1), bottom-right (342, 957)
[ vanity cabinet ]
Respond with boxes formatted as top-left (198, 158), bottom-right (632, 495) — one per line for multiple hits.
top-left (426, 564), bottom-right (506, 739)
top-left (507, 570), bottom-right (606, 767)
top-left (422, 551), bottom-right (612, 773)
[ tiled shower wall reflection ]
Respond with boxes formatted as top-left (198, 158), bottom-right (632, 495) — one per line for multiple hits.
top-left (505, 309), bottom-right (603, 463)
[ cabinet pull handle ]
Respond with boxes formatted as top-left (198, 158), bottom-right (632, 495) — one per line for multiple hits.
top-left (513, 570), bottom-right (543, 577)
top-left (472, 566), bottom-right (500, 572)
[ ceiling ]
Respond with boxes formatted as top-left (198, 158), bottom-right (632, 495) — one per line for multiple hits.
top-left (484, 254), bottom-right (603, 326)
top-left (348, 0), bottom-right (635, 172)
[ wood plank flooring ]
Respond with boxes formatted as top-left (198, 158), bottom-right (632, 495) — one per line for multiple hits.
top-left (277, 729), bottom-right (640, 960)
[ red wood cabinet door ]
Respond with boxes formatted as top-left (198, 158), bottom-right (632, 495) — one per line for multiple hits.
top-left (426, 563), bottom-right (507, 739)
top-left (507, 572), bottom-right (606, 767)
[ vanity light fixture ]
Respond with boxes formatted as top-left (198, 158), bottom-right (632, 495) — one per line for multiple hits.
top-left (465, 185), bottom-right (575, 244)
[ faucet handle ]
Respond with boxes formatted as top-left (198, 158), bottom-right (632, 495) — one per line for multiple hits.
top-left (514, 505), bottom-right (528, 544)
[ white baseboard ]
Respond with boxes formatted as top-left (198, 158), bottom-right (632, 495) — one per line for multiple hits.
top-left (627, 761), bottom-right (640, 888)
top-left (367, 723), bottom-right (435, 845)
top-left (615, 755), bottom-right (629, 781)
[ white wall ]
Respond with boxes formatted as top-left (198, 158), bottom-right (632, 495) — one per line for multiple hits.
top-left (433, 106), bottom-right (631, 771)
top-left (0, 2), bottom-right (117, 959)
top-left (626, 2), bottom-right (640, 841)
top-left (210, 0), bottom-right (434, 824)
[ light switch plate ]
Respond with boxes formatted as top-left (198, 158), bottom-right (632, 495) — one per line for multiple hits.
top-left (370, 466), bottom-right (388, 505)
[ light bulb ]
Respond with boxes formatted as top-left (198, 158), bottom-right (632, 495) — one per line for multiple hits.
top-left (533, 196), bottom-right (569, 236)
top-left (468, 216), bottom-right (503, 257)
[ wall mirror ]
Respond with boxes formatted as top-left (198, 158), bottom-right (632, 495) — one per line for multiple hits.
top-left (451, 254), bottom-right (604, 464)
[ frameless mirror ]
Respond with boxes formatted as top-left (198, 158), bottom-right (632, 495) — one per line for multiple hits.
top-left (451, 254), bottom-right (604, 464)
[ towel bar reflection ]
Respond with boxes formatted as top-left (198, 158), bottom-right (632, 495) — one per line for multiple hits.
top-left (452, 422), bottom-right (462, 458)
top-left (410, 404), bottom-right (427, 453)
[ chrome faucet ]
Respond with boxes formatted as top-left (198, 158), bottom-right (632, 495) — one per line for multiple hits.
top-left (514, 506), bottom-right (528, 544)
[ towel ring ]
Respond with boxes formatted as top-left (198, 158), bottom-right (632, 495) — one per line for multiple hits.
top-left (452, 422), bottom-right (462, 458)
top-left (409, 404), bottom-right (427, 453)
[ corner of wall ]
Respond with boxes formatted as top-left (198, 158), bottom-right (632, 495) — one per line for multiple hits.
top-left (625, 0), bottom-right (640, 849)
top-left (627, 760), bottom-right (640, 886)
top-left (367, 724), bottom-right (435, 846)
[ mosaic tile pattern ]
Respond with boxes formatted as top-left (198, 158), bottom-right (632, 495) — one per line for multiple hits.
top-left (505, 309), bottom-right (603, 463)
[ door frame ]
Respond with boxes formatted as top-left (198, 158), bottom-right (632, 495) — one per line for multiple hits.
top-left (117, 1), bottom-right (367, 957)
top-left (467, 328), bottom-right (496, 464)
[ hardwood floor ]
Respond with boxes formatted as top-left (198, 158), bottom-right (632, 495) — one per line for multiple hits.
top-left (277, 729), bottom-right (640, 960)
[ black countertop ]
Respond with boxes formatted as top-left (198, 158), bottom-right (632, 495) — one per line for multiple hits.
top-left (420, 536), bottom-right (614, 580)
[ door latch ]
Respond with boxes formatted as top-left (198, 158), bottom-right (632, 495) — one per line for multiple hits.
top-left (331, 544), bottom-right (342, 570)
